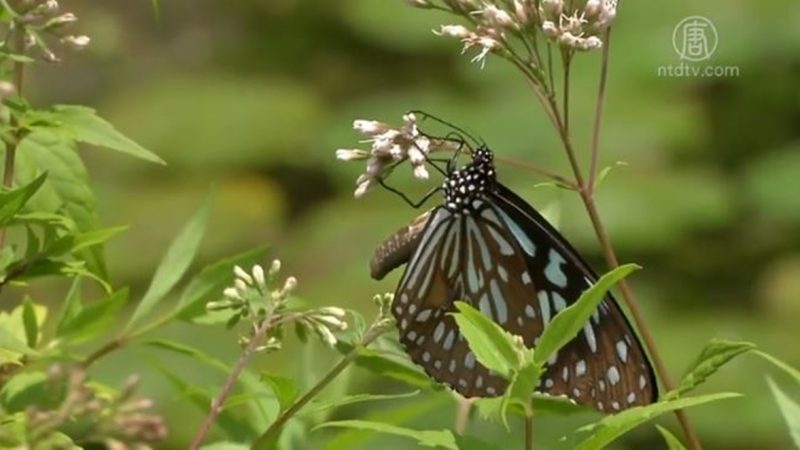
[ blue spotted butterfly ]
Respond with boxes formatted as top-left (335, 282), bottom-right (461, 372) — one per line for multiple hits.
top-left (371, 145), bottom-right (657, 413)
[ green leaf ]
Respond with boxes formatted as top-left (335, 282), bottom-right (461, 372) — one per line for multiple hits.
top-left (57, 289), bottom-right (128, 344)
top-left (354, 347), bottom-right (435, 389)
top-left (126, 195), bottom-right (212, 331)
top-left (767, 377), bottom-right (800, 449)
top-left (656, 425), bottom-right (689, 450)
top-left (14, 131), bottom-right (107, 278)
top-left (45, 225), bottom-right (127, 257)
top-left (451, 301), bottom-right (520, 378)
top-left (0, 326), bottom-right (37, 359)
top-left (531, 393), bottom-right (592, 416)
top-left (261, 373), bottom-right (298, 413)
top-left (0, 246), bottom-right (14, 273)
top-left (305, 391), bottom-right (419, 415)
top-left (21, 297), bottom-right (37, 348)
top-left (39, 105), bottom-right (165, 164)
top-left (314, 420), bottom-right (458, 449)
top-left (678, 339), bottom-right (756, 395)
top-left (175, 246), bottom-right (267, 320)
top-left (0, 372), bottom-right (49, 411)
top-left (0, 172), bottom-right (47, 226)
top-left (755, 350), bottom-right (800, 384)
top-left (56, 278), bottom-right (83, 333)
top-left (533, 264), bottom-right (641, 367)
top-left (573, 393), bottom-right (741, 450)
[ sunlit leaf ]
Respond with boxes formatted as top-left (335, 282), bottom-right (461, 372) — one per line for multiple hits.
top-left (573, 393), bottom-right (740, 450)
top-left (354, 347), bottom-right (434, 389)
top-left (452, 301), bottom-right (520, 378)
top-left (755, 350), bottom-right (800, 384)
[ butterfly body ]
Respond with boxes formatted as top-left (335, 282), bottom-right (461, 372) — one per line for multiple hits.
top-left (374, 146), bottom-right (657, 413)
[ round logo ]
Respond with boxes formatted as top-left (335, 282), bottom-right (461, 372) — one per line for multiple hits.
top-left (672, 16), bottom-right (718, 62)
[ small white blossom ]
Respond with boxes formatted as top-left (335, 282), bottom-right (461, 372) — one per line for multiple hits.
top-left (319, 307), bottom-right (347, 318)
top-left (476, 4), bottom-right (515, 29)
top-left (234, 278), bottom-right (248, 294)
top-left (335, 148), bottom-right (368, 161)
top-left (584, 0), bottom-right (602, 17)
top-left (252, 264), bottom-right (266, 289)
top-left (234, 265), bottom-right (253, 284)
top-left (314, 314), bottom-right (348, 331)
top-left (61, 35), bottom-right (90, 50)
top-left (283, 276), bottom-right (297, 294)
top-left (513, 0), bottom-right (531, 25)
top-left (223, 287), bottom-right (242, 300)
top-left (316, 324), bottom-right (338, 347)
top-left (353, 120), bottom-right (388, 136)
top-left (434, 24), bottom-right (472, 39)
top-left (46, 12), bottom-right (77, 28)
top-left (579, 36), bottom-right (603, 51)
top-left (464, 35), bottom-right (500, 68)
top-left (269, 259), bottom-right (281, 277)
top-left (541, 21), bottom-right (558, 38)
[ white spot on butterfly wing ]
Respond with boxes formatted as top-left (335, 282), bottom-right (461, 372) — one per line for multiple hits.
top-left (607, 366), bottom-right (620, 386)
top-left (575, 360), bottom-right (586, 377)
top-left (489, 279), bottom-right (508, 324)
top-left (544, 249), bottom-right (568, 288)
top-left (616, 340), bottom-right (628, 363)
top-left (433, 322), bottom-right (445, 343)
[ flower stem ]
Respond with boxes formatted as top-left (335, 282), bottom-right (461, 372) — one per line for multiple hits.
top-left (0, 19), bottom-right (27, 249)
top-left (251, 325), bottom-right (387, 449)
top-left (535, 30), bottom-right (705, 450)
top-left (189, 314), bottom-right (277, 450)
top-left (524, 409), bottom-right (534, 450)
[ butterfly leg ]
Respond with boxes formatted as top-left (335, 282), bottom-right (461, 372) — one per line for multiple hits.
top-left (377, 177), bottom-right (441, 209)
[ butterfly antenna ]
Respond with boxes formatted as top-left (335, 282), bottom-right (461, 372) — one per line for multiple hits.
top-left (408, 110), bottom-right (482, 148)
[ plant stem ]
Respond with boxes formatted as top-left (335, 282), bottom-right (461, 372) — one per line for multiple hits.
top-left (587, 29), bottom-right (611, 194)
top-left (251, 326), bottom-right (386, 449)
top-left (453, 397), bottom-right (472, 435)
top-left (189, 315), bottom-right (277, 450)
top-left (0, 19), bottom-right (27, 249)
top-left (524, 410), bottom-right (533, 450)
top-left (535, 31), bottom-right (704, 450)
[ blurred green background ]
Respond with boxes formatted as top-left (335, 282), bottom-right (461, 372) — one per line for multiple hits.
top-left (21, 0), bottom-right (800, 448)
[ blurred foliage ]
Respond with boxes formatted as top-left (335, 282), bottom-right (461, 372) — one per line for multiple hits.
top-left (0, 0), bottom-right (797, 448)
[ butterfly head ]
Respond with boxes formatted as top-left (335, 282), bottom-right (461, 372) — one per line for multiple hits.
top-left (442, 145), bottom-right (496, 213)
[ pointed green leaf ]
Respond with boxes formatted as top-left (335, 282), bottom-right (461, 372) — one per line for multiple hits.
top-left (305, 391), bottom-right (419, 415)
top-left (452, 301), bottom-right (520, 378)
top-left (533, 264), bottom-right (640, 368)
top-left (0, 326), bottom-right (37, 358)
top-left (354, 347), bottom-right (434, 389)
top-left (45, 225), bottom-right (127, 257)
top-left (43, 105), bottom-right (165, 164)
top-left (755, 350), bottom-right (800, 384)
top-left (767, 377), bottom-right (800, 448)
top-left (678, 339), bottom-right (756, 395)
top-left (656, 425), bottom-right (688, 450)
top-left (573, 393), bottom-right (740, 450)
top-left (314, 420), bottom-right (458, 449)
top-left (0, 172), bottom-right (47, 226)
top-left (126, 195), bottom-right (212, 331)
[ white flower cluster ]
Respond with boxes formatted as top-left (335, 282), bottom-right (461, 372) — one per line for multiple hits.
top-left (336, 113), bottom-right (433, 198)
top-left (428, 0), bottom-right (618, 62)
top-left (13, 0), bottom-right (91, 62)
top-left (539, 0), bottom-right (617, 50)
top-left (302, 307), bottom-right (349, 347)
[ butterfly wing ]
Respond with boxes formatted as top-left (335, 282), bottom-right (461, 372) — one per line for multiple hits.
top-left (489, 183), bottom-right (658, 412)
top-left (391, 203), bottom-right (535, 398)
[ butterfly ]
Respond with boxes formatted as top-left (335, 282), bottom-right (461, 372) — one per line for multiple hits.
top-left (371, 145), bottom-right (657, 413)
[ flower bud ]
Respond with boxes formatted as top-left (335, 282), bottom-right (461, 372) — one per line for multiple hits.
top-left (252, 264), bottom-right (266, 289)
top-left (234, 265), bottom-right (253, 284)
top-left (61, 34), bottom-right (90, 50)
top-left (434, 24), bottom-right (472, 39)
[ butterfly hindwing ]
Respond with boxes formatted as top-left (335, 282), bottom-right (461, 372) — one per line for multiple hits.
top-left (490, 183), bottom-right (657, 411)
